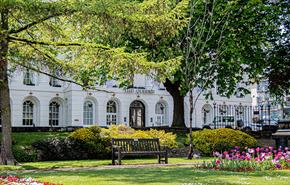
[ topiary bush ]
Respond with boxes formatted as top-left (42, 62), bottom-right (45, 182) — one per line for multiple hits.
top-left (101, 124), bottom-right (178, 148)
top-left (187, 128), bottom-right (257, 156)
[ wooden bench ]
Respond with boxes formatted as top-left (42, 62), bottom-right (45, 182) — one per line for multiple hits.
top-left (112, 138), bottom-right (168, 165)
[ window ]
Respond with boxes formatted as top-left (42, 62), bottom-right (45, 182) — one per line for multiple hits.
top-left (49, 77), bottom-right (61, 87)
top-left (23, 69), bottom-right (35, 86)
top-left (83, 101), bottom-right (94, 125)
top-left (49, 71), bottom-right (62, 87)
top-left (23, 101), bottom-right (34, 126)
top-left (106, 100), bottom-right (117, 125)
top-left (49, 102), bottom-right (60, 126)
top-left (155, 103), bottom-right (166, 125)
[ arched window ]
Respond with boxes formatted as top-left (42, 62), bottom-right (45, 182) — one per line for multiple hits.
top-left (49, 101), bottom-right (60, 126)
top-left (83, 101), bottom-right (94, 125)
top-left (23, 101), bottom-right (34, 125)
top-left (155, 102), bottom-right (166, 125)
top-left (106, 100), bottom-right (117, 125)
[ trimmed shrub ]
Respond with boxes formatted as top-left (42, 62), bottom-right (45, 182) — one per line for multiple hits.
top-left (101, 124), bottom-right (178, 148)
top-left (187, 128), bottom-right (257, 156)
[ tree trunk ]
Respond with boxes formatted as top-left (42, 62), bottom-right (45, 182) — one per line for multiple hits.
top-left (0, 9), bottom-right (16, 165)
top-left (187, 89), bottom-right (194, 159)
top-left (163, 79), bottom-right (186, 128)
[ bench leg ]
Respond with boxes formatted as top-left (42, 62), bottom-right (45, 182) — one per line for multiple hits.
top-left (165, 152), bottom-right (168, 164)
top-left (112, 149), bottom-right (115, 165)
top-left (158, 154), bottom-right (161, 164)
top-left (112, 156), bottom-right (115, 165)
top-left (118, 150), bottom-right (122, 165)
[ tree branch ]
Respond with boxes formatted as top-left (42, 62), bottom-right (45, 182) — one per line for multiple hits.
top-left (8, 36), bottom-right (110, 50)
top-left (8, 14), bottom-right (62, 34)
top-left (13, 61), bottom-right (113, 93)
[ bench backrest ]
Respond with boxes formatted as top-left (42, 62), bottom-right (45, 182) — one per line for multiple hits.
top-left (112, 138), bottom-right (161, 152)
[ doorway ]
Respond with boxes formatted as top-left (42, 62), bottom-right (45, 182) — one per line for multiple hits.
top-left (129, 100), bottom-right (145, 128)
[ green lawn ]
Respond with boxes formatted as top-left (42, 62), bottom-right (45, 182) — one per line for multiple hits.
top-left (9, 132), bottom-right (69, 146)
top-left (0, 157), bottom-right (211, 170)
top-left (1, 166), bottom-right (289, 185)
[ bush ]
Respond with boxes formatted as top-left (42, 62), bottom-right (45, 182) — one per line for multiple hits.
top-left (101, 124), bottom-right (178, 148)
top-left (187, 128), bottom-right (257, 156)
top-left (33, 126), bottom-right (111, 161)
top-left (0, 132), bottom-right (69, 162)
top-left (69, 126), bottom-right (111, 155)
top-left (13, 146), bottom-right (37, 162)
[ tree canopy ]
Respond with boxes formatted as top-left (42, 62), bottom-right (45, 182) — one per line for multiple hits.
top-left (3, 0), bottom-right (188, 88)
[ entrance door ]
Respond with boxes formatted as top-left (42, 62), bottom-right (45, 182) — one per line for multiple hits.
top-left (129, 100), bottom-right (145, 128)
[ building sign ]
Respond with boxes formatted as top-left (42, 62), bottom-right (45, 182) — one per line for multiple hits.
top-left (124, 89), bottom-right (155, 94)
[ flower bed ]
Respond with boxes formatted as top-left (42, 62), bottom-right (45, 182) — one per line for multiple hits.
top-left (199, 146), bottom-right (290, 171)
top-left (0, 176), bottom-right (62, 185)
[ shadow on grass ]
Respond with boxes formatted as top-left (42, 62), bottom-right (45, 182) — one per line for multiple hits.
top-left (2, 167), bottom-right (289, 185)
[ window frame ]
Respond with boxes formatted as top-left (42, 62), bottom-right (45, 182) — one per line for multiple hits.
top-left (23, 69), bottom-right (36, 86)
top-left (23, 100), bottom-right (34, 126)
top-left (83, 101), bottom-right (94, 125)
top-left (106, 100), bottom-right (117, 125)
top-left (49, 101), bottom-right (60, 126)
top-left (155, 102), bottom-right (166, 126)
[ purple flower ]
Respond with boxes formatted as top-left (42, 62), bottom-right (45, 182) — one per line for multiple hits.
top-left (276, 163), bottom-right (282, 169)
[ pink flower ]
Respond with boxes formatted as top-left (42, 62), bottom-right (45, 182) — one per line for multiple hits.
top-left (248, 148), bottom-right (255, 154)
top-left (213, 151), bottom-right (221, 157)
top-left (216, 159), bottom-right (221, 165)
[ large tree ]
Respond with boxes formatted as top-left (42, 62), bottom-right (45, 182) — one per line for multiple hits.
top-left (181, 0), bottom-right (289, 157)
top-left (113, 0), bottom-right (287, 128)
top-left (0, 0), bottom-right (183, 165)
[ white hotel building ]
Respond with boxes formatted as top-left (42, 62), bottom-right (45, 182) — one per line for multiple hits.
top-left (3, 69), bottom-right (254, 129)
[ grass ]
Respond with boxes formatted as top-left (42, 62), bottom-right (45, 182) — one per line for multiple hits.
top-left (1, 165), bottom-right (289, 185)
top-left (0, 157), bottom-right (212, 170)
top-left (9, 132), bottom-right (69, 146)
top-left (1, 132), bottom-right (288, 184)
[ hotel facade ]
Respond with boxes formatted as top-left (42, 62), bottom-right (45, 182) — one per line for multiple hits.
top-left (2, 69), bottom-right (254, 129)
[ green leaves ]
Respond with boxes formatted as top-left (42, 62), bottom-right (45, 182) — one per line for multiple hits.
top-left (2, 0), bottom-right (189, 88)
